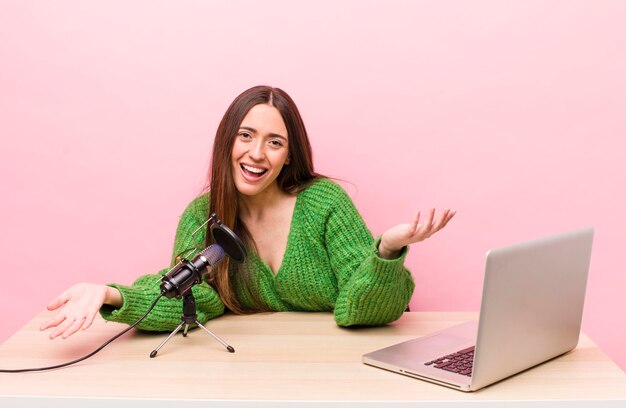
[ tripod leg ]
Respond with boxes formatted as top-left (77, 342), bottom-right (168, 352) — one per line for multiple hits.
top-left (150, 321), bottom-right (185, 358)
top-left (195, 320), bottom-right (235, 353)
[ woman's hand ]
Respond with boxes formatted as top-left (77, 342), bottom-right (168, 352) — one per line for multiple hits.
top-left (378, 208), bottom-right (456, 259)
top-left (40, 283), bottom-right (121, 340)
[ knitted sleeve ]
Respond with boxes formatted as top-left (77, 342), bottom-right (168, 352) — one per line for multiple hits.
top-left (99, 195), bottom-right (226, 331)
top-left (320, 182), bottom-right (415, 326)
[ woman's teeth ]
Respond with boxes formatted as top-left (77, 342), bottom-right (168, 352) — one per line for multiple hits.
top-left (241, 164), bottom-right (267, 176)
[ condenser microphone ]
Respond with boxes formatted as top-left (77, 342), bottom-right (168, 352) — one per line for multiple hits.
top-left (160, 214), bottom-right (247, 299)
top-left (160, 244), bottom-right (224, 298)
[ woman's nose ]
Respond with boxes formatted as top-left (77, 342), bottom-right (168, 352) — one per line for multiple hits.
top-left (248, 139), bottom-right (265, 160)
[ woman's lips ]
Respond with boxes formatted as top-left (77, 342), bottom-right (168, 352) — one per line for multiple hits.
top-left (240, 163), bottom-right (268, 181)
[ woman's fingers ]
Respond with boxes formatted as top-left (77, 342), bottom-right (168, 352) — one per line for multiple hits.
top-left (425, 208), bottom-right (435, 228)
top-left (40, 283), bottom-right (111, 340)
top-left (417, 208), bottom-right (436, 237)
top-left (432, 209), bottom-right (451, 232)
top-left (82, 307), bottom-right (98, 331)
top-left (61, 316), bottom-right (86, 339)
top-left (411, 208), bottom-right (456, 241)
top-left (46, 292), bottom-right (70, 311)
top-left (380, 208), bottom-right (456, 255)
top-left (442, 210), bottom-right (456, 229)
top-left (48, 317), bottom-right (72, 340)
top-left (410, 211), bottom-right (421, 234)
top-left (39, 313), bottom-right (66, 332)
top-left (48, 316), bottom-right (84, 340)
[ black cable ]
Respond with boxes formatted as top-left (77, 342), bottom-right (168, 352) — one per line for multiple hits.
top-left (0, 293), bottom-right (164, 373)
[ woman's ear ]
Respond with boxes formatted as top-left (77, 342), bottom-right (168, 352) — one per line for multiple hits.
top-left (285, 156), bottom-right (291, 165)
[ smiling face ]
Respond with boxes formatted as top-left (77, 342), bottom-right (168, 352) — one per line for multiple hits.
top-left (231, 103), bottom-right (290, 198)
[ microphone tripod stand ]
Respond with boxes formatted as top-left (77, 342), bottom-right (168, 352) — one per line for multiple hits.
top-left (149, 291), bottom-right (235, 358)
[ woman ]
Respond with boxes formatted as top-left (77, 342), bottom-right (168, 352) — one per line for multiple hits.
top-left (41, 86), bottom-right (455, 340)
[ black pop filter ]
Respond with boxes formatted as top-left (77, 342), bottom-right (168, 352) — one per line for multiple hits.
top-left (210, 219), bottom-right (247, 263)
top-left (160, 214), bottom-right (246, 299)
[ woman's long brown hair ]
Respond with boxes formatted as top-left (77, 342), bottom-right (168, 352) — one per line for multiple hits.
top-left (205, 86), bottom-right (320, 314)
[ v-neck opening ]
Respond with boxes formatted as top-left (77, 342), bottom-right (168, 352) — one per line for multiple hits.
top-left (254, 191), bottom-right (300, 278)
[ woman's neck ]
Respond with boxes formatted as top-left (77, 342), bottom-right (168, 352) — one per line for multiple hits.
top-left (237, 183), bottom-right (290, 221)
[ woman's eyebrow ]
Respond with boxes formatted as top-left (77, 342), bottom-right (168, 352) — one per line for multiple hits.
top-left (239, 126), bottom-right (257, 133)
top-left (239, 126), bottom-right (287, 141)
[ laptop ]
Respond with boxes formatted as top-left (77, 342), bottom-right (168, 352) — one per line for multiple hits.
top-left (363, 227), bottom-right (594, 392)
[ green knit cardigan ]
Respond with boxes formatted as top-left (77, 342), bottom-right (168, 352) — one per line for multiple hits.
top-left (100, 178), bottom-right (415, 329)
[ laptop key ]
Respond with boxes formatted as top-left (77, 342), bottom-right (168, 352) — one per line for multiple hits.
top-left (426, 346), bottom-right (475, 376)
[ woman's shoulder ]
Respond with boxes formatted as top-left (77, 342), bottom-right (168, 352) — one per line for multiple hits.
top-left (298, 177), bottom-right (353, 208)
top-left (296, 178), bottom-right (367, 234)
top-left (300, 177), bottom-right (346, 196)
top-left (181, 192), bottom-right (210, 220)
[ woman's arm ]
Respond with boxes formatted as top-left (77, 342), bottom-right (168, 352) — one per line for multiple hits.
top-left (99, 194), bottom-right (226, 331)
top-left (325, 183), bottom-right (453, 326)
top-left (318, 183), bottom-right (412, 326)
top-left (41, 195), bottom-right (227, 338)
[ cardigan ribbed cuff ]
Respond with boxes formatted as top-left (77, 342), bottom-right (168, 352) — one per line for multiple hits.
top-left (99, 283), bottom-right (166, 329)
top-left (100, 281), bottom-right (226, 332)
top-left (370, 236), bottom-right (409, 283)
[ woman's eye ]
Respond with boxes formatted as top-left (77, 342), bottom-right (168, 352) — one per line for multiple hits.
top-left (239, 132), bottom-right (252, 139)
top-left (269, 140), bottom-right (283, 147)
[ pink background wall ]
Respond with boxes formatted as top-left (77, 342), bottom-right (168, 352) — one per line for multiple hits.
top-left (1, 1), bottom-right (625, 371)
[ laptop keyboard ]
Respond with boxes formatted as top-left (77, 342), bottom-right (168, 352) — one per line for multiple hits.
top-left (424, 346), bottom-right (475, 377)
